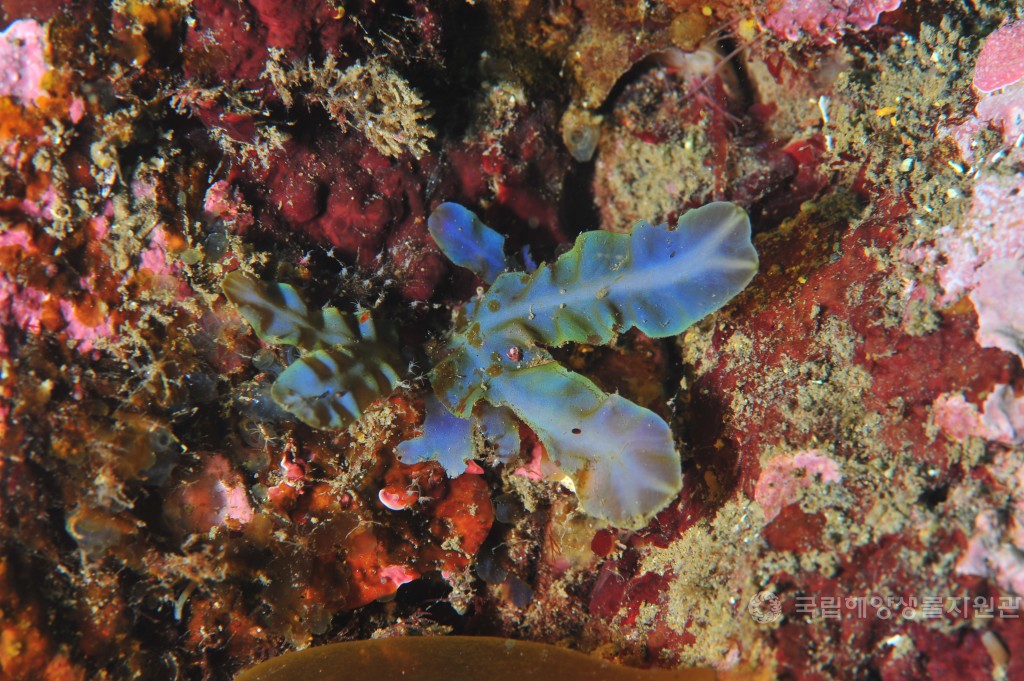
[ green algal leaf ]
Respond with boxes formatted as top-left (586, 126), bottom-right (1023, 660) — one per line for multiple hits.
top-left (476, 403), bottom-right (520, 463)
top-left (223, 272), bottom-right (404, 430)
top-left (223, 272), bottom-right (356, 351)
top-left (432, 202), bottom-right (758, 416)
top-left (487, 363), bottom-right (680, 526)
top-left (428, 202), bottom-right (510, 284)
top-left (395, 394), bottom-right (475, 474)
top-left (427, 202), bottom-right (758, 528)
top-left (395, 397), bottom-right (521, 475)
top-left (478, 201), bottom-right (757, 350)
top-left (273, 345), bottom-right (403, 430)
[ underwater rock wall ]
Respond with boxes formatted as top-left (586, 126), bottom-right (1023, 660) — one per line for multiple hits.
top-left (0, 1), bottom-right (1022, 680)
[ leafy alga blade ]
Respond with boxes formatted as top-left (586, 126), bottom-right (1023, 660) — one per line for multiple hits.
top-left (272, 346), bottom-right (403, 430)
top-left (222, 272), bottom-right (404, 430)
top-left (428, 202), bottom-right (509, 284)
top-left (395, 394), bottom-right (476, 474)
top-left (488, 363), bottom-right (680, 529)
top-left (431, 202), bottom-right (758, 416)
top-left (479, 201), bottom-right (757, 348)
top-left (233, 635), bottom-right (713, 681)
top-left (223, 271), bottom-right (356, 351)
top-left (396, 397), bottom-right (521, 475)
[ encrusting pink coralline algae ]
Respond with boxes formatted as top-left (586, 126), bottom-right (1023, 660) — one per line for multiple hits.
top-left (762, 0), bottom-right (902, 43)
top-left (0, 19), bottom-right (48, 106)
top-left (973, 19), bottom-right (1024, 93)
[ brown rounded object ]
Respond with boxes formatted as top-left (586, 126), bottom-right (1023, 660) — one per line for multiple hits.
top-left (234, 636), bottom-right (714, 681)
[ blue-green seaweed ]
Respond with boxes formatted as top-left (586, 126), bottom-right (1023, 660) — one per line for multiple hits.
top-left (422, 202), bottom-right (758, 528)
top-left (428, 202), bottom-right (510, 284)
top-left (222, 273), bottom-right (404, 430)
top-left (222, 202), bottom-right (757, 529)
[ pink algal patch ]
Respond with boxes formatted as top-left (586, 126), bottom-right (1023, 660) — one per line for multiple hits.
top-left (378, 487), bottom-right (414, 511)
top-left (0, 225), bottom-right (34, 250)
top-left (933, 385), bottom-right (1024, 446)
top-left (970, 259), bottom-right (1024, 360)
top-left (58, 299), bottom-right (113, 353)
top-left (89, 201), bottom-right (115, 240)
top-left (131, 178), bottom-right (158, 203)
top-left (89, 215), bottom-right (111, 240)
top-left (513, 442), bottom-right (563, 481)
top-left (940, 21), bottom-right (1024, 159)
top-left (214, 480), bottom-right (255, 526)
top-left (1, 279), bottom-right (48, 334)
top-left (378, 565), bottom-right (418, 587)
top-left (0, 236), bottom-right (115, 354)
top-left (763, 0), bottom-right (901, 43)
top-left (942, 82), bottom-right (1024, 162)
top-left (939, 118), bottom-right (983, 163)
top-left (69, 97), bottom-right (85, 123)
top-left (974, 20), bottom-right (1024, 93)
top-left (203, 179), bottom-right (254, 230)
top-left (926, 173), bottom-right (1024, 304)
top-left (0, 19), bottom-right (49, 106)
top-left (932, 393), bottom-right (986, 441)
top-left (754, 449), bottom-right (843, 522)
top-left (203, 180), bottom-right (234, 216)
top-left (975, 83), bottom-right (1024, 147)
top-left (176, 455), bottom-right (254, 532)
top-left (957, 451), bottom-right (1024, 594)
top-left (20, 184), bottom-right (57, 220)
top-left (279, 454), bottom-right (305, 483)
top-left (139, 226), bottom-right (180, 277)
top-left (958, 509), bottom-right (1024, 595)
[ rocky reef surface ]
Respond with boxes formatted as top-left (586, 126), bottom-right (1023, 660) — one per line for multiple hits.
top-left (1, 1), bottom-right (1023, 679)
